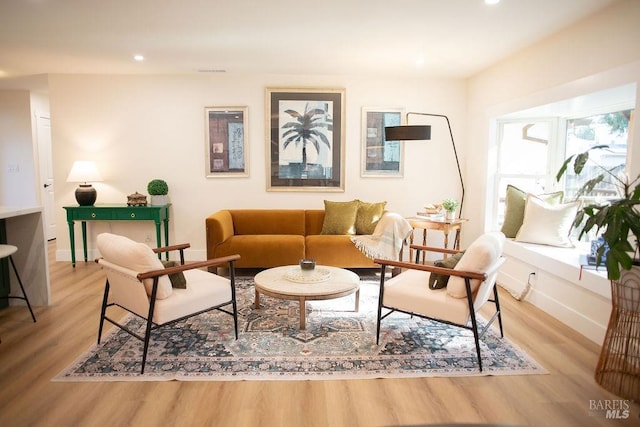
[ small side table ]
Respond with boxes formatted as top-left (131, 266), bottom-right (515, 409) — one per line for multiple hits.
top-left (406, 217), bottom-right (468, 260)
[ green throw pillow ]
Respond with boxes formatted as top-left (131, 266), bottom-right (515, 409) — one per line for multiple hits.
top-left (321, 200), bottom-right (359, 235)
top-left (161, 260), bottom-right (187, 289)
top-left (501, 185), bottom-right (564, 238)
top-left (428, 251), bottom-right (465, 290)
top-left (355, 200), bottom-right (387, 235)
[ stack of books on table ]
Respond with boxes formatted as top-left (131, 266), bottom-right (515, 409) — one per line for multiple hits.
top-left (416, 211), bottom-right (445, 220)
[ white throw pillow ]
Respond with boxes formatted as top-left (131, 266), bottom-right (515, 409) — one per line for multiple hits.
top-left (447, 232), bottom-right (505, 299)
top-left (515, 194), bottom-right (580, 248)
top-left (97, 233), bottom-right (173, 299)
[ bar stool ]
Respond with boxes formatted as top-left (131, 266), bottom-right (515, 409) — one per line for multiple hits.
top-left (0, 244), bottom-right (36, 322)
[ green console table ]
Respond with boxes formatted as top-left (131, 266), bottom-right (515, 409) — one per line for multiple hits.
top-left (64, 204), bottom-right (170, 267)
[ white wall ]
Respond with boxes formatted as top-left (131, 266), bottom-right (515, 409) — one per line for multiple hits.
top-left (466, 0), bottom-right (640, 239)
top-left (0, 90), bottom-right (38, 206)
top-left (49, 73), bottom-right (467, 261)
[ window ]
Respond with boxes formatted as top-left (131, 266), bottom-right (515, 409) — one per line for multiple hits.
top-left (563, 110), bottom-right (632, 202)
top-left (493, 119), bottom-right (557, 226)
top-left (492, 109), bottom-right (633, 241)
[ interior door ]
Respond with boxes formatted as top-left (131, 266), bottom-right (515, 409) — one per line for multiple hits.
top-left (36, 114), bottom-right (55, 240)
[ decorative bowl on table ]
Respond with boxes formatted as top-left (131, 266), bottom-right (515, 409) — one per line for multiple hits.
top-left (299, 258), bottom-right (316, 270)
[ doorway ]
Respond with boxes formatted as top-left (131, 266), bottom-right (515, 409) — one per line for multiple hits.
top-left (36, 113), bottom-right (55, 240)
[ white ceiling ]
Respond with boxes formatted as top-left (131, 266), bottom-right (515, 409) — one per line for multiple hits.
top-left (0, 0), bottom-right (616, 86)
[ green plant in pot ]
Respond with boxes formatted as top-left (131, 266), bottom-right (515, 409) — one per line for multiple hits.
top-left (557, 144), bottom-right (640, 400)
top-left (556, 145), bottom-right (640, 280)
top-left (441, 198), bottom-right (460, 220)
top-left (147, 179), bottom-right (169, 206)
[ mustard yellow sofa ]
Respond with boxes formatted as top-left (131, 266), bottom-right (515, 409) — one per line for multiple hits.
top-left (205, 209), bottom-right (378, 270)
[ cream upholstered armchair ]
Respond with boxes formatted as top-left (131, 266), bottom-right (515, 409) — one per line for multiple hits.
top-left (374, 231), bottom-right (506, 372)
top-left (95, 233), bottom-right (240, 374)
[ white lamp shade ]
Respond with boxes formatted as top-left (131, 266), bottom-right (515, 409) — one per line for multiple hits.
top-left (66, 161), bottom-right (103, 183)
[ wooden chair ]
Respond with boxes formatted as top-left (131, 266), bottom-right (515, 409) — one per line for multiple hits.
top-left (375, 232), bottom-right (506, 372)
top-left (95, 233), bottom-right (240, 374)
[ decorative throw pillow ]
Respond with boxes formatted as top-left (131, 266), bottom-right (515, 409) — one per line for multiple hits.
top-left (355, 200), bottom-right (387, 235)
top-left (515, 194), bottom-right (580, 247)
top-left (428, 251), bottom-right (465, 290)
top-left (447, 232), bottom-right (505, 299)
top-left (161, 260), bottom-right (187, 289)
top-left (96, 233), bottom-right (173, 299)
top-left (501, 185), bottom-right (564, 238)
top-left (321, 200), bottom-right (359, 235)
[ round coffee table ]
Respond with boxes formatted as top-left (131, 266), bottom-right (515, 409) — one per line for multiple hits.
top-left (253, 265), bottom-right (360, 330)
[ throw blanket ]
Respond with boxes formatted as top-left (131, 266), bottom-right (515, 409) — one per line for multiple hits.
top-left (351, 213), bottom-right (413, 261)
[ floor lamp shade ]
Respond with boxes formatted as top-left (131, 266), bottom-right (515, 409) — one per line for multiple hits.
top-left (66, 161), bottom-right (103, 206)
top-left (385, 125), bottom-right (431, 141)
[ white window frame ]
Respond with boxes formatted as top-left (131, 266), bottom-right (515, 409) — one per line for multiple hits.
top-left (491, 117), bottom-right (560, 231)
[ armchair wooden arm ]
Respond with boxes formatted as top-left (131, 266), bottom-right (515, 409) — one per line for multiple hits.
top-left (138, 255), bottom-right (241, 280)
top-left (152, 243), bottom-right (191, 265)
top-left (152, 243), bottom-right (190, 254)
top-left (374, 257), bottom-right (486, 282)
top-left (409, 244), bottom-right (461, 256)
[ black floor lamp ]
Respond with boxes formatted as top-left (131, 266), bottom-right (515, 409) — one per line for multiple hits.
top-left (385, 112), bottom-right (465, 216)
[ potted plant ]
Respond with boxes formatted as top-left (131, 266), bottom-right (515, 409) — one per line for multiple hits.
top-left (556, 145), bottom-right (640, 280)
top-left (556, 144), bottom-right (640, 400)
top-left (147, 179), bottom-right (169, 206)
top-left (441, 198), bottom-right (460, 220)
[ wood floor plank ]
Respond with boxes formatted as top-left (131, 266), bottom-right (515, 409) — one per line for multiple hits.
top-left (0, 241), bottom-right (638, 426)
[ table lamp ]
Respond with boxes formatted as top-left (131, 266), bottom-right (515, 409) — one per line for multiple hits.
top-left (66, 161), bottom-right (103, 206)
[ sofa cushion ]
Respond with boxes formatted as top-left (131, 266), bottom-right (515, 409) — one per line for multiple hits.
top-left (321, 200), bottom-right (359, 235)
top-left (97, 233), bottom-right (172, 299)
top-left (231, 209), bottom-right (305, 235)
top-left (305, 210), bottom-right (326, 235)
top-left (214, 234), bottom-right (305, 268)
top-left (306, 234), bottom-right (377, 268)
top-left (501, 185), bottom-right (564, 238)
top-left (515, 194), bottom-right (580, 247)
top-left (355, 200), bottom-right (387, 235)
top-left (447, 232), bottom-right (505, 299)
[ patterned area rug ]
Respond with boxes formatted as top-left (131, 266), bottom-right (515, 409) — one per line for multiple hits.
top-left (54, 274), bottom-right (545, 381)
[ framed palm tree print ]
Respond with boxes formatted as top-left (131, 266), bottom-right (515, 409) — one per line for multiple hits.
top-left (266, 87), bottom-right (345, 191)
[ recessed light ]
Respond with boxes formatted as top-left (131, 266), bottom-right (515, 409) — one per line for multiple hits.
top-left (133, 54), bottom-right (145, 62)
top-left (485, 0), bottom-right (500, 5)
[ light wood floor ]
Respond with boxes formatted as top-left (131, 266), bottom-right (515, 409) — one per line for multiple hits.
top-left (0, 241), bottom-right (638, 427)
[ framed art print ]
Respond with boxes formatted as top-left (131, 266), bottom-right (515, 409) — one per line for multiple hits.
top-left (361, 107), bottom-right (404, 177)
top-left (266, 87), bottom-right (345, 191)
top-left (205, 107), bottom-right (249, 177)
